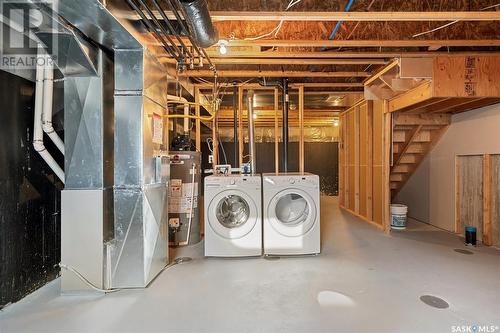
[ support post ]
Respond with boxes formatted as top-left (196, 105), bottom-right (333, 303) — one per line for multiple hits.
top-left (274, 88), bottom-right (279, 173)
top-left (298, 85), bottom-right (304, 173)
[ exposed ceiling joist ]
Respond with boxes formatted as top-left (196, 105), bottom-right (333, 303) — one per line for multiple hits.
top-left (199, 90), bottom-right (363, 95)
top-left (116, 10), bottom-right (500, 22)
top-left (160, 57), bottom-right (389, 65)
top-left (181, 70), bottom-right (371, 78)
top-left (202, 51), bottom-right (500, 59)
top-left (194, 82), bottom-right (364, 88)
top-left (218, 39), bottom-right (500, 48)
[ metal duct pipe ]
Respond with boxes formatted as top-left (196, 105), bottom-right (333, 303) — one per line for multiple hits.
top-left (282, 78), bottom-right (289, 173)
top-left (246, 90), bottom-right (256, 174)
top-left (179, 0), bottom-right (219, 48)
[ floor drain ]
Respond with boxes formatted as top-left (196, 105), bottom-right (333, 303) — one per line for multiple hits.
top-left (174, 257), bottom-right (192, 264)
top-left (454, 249), bottom-right (474, 255)
top-left (420, 295), bottom-right (449, 309)
top-left (264, 256), bottom-right (280, 260)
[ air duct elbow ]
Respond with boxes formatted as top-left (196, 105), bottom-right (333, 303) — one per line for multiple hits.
top-left (179, 0), bottom-right (219, 48)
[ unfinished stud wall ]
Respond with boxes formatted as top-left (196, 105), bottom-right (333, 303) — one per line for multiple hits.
top-left (340, 100), bottom-right (389, 229)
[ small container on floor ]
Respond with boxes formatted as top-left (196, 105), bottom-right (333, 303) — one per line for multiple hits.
top-left (465, 226), bottom-right (477, 246)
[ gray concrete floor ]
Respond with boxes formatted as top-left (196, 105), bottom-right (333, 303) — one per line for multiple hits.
top-left (1, 196), bottom-right (500, 333)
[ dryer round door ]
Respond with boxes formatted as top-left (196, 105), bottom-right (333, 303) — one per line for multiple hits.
top-left (267, 188), bottom-right (317, 237)
top-left (208, 189), bottom-right (258, 239)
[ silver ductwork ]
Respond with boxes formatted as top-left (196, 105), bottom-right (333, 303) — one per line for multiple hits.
top-left (179, 0), bottom-right (219, 48)
top-left (49, 0), bottom-right (170, 292)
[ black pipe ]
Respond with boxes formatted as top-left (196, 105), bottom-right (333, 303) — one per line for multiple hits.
top-left (233, 85), bottom-right (238, 167)
top-left (282, 77), bottom-right (289, 173)
top-left (126, 0), bottom-right (181, 62)
top-left (135, 0), bottom-right (184, 60)
top-left (179, 0), bottom-right (219, 48)
top-left (149, 0), bottom-right (194, 60)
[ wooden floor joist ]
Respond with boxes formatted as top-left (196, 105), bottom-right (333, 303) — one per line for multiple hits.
top-left (180, 70), bottom-right (371, 78)
top-left (219, 39), bottom-right (500, 48)
top-left (119, 10), bottom-right (500, 22)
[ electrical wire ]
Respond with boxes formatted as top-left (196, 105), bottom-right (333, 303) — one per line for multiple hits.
top-left (219, 141), bottom-right (228, 165)
top-left (59, 258), bottom-right (189, 294)
top-left (412, 3), bottom-right (500, 38)
top-left (244, 0), bottom-right (302, 40)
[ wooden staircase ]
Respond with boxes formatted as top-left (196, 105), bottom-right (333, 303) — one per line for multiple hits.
top-left (390, 113), bottom-right (451, 198)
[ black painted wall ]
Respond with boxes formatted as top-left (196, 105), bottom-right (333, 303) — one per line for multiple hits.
top-left (0, 70), bottom-right (62, 308)
top-left (201, 141), bottom-right (339, 195)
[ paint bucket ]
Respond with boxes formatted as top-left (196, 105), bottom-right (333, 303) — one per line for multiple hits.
top-left (390, 204), bottom-right (408, 230)
top-left (465, 226), bottom-right (477, 246)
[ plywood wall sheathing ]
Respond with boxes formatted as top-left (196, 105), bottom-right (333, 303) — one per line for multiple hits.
top-left (492, 155), bottom-right (500, 248)
top-left (457, 155), bottom-right (484, 239)
top-left (433, 56), bottom-right (500, 98)
top-left (483, 154), bottom-right (493, 246)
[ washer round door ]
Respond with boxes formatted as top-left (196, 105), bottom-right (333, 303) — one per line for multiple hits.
top-left (267, 188), bottom-right (317, 237)
top-left (208, 189), bottom-right (258, 239)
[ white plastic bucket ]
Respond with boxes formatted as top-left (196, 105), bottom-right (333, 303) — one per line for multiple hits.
top-left (390, 204), bottom-right (408, 230)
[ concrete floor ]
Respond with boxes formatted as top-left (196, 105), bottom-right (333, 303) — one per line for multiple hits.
top-left (1, 196), bottom-right (500, 333)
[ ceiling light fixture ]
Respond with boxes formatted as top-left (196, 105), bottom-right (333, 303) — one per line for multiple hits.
top-left (218, 39), bottom-right (229, 55)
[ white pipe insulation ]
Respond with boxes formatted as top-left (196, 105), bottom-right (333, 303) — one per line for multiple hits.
top-left (33, 47), bottom-right (65, 183)
top-left (42, 55), bottom-right (65, 154)
top-left (167, 94), bottom-right (190, 134)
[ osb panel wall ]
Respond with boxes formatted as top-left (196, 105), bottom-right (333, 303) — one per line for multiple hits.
top-left (339, 100), bottom-right (386, 228)
top-left (457, 155), bottom-right (484, 238)
top-left (433, 56), bottom-right (500, 98)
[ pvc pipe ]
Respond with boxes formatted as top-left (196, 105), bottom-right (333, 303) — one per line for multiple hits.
top-left (167, 94), bottom-right (191, 134)
top-left (33, 48), bottom-right (65, 183)
top-left (42, 55), bottom-right (65, 155)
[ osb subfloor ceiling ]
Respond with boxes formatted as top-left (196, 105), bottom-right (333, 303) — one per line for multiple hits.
top-left (110, 0), bottom-right (500, 111)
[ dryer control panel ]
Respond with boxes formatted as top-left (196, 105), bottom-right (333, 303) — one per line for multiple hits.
top-left (264, 175), bottom-right (319, 188)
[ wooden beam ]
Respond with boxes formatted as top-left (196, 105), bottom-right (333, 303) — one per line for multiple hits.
top-left (202, 51), bottom-right (500, 59)
top-left (274, 88), bottom-right (279, 173)
top-left (299, 85), bottom-right (305, 173)
top-left (382, 103), bottom-right (392, 233)
top-left (119, 10), bottom-right (500, 22)
top-left (199, 90), bottom-right (364, 95)
top-left (230, 39), bottom-right (500, 48)
top-left (161, 57), bottom-right (389, 65)
top-left (483, 154), bottom-right (493, 246)
top-left (195, 82), bottom-right (364, 88)
top-left (181, 70), bottom-right (371, 78)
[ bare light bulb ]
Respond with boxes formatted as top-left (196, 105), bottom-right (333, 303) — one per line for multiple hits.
top-left (219, 43), bottom-right (227, 55)
top-left (253, 113), bottom-right (257, 119)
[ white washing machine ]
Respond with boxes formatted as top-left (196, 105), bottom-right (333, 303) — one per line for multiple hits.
top-left (204, 174), bottom-right (262, 257)
top-left (263, 173), bottom-right (320, 255)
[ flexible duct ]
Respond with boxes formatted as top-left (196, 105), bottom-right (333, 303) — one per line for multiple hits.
top-left (179, 0), bottom-right (219, 48)
top-left (246, 90), bottom-right (256, 174)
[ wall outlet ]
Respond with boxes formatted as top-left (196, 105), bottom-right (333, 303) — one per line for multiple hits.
top-left (208, 155), bottom-right (213, 164)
